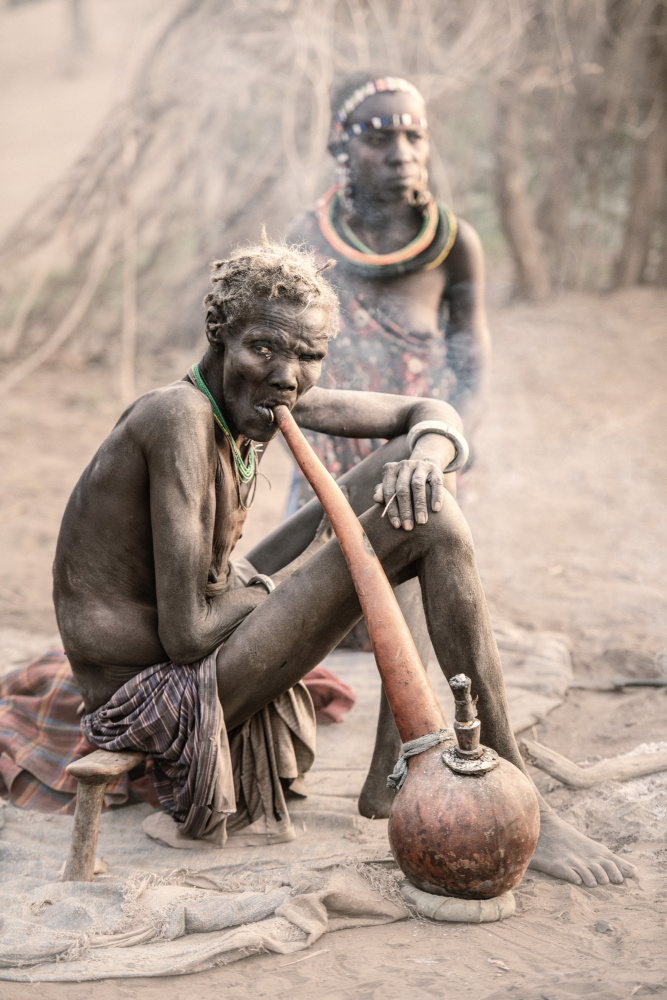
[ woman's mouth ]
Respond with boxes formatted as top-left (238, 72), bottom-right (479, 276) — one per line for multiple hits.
top-left (254, 404), bottom-right (275, 424)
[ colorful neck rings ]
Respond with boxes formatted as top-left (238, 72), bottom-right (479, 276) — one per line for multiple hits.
top-left (189, 364), bottom-right (256, 484)
top-left (316, 186), bottom-right (458, 280)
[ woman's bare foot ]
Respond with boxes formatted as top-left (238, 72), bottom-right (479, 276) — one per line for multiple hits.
top-left (530, 810), bottom-right (637, 886)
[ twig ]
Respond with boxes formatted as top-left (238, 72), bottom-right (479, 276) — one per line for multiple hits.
top-left (279, 947), bottom-right (329, 968)
top-left (120, 130), bottom-right (139, 406)
top-left (569, 678), bottom-right (667, 691)
top-left (381, 492), bottom-right (398, 518)
top-left (520, 737), bottom-right (667, 789)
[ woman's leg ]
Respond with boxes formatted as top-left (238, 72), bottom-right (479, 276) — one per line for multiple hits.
top-left (217, 483), bottom-right (469, 732)
top-left (244, 435), bottom-right (415, 576)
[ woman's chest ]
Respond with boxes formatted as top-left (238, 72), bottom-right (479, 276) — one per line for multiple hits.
top-left (210, 455), bottom-right (249, 570)
top-left (338, 267), bottom-right (447, 333)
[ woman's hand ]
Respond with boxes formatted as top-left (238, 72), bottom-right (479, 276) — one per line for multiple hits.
top-left (373, 459), bottom-right (444, 530)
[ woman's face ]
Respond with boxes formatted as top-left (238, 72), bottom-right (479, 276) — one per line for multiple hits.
top-left (344, 90), bottom-right (430, 206)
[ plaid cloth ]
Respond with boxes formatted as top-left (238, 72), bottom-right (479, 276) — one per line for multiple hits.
top-left (0, 644), bottom-right (324, 839)
top-left (82, 652), bottom-right (317, 844)
top-left (0, 650), bottom-right (157, 814)
top-left (82, 651), bottom-right (234, 840)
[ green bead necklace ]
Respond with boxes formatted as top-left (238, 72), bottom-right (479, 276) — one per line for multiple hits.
top-left (189, 363), bottom-right (256, 484)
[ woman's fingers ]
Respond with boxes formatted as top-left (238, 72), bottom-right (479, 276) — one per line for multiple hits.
top-left (428, 468), bottom-right (444, 512)
top-left (377, 461), bottom-right (442, 529)
top-left (395, 463), bottom-right (416, 529)
top-left (411, 468), bottom-right (429, 524)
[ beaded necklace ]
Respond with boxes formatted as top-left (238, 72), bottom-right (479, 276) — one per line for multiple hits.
top-left (188, 363), bottom-right (256, 484)
top-left (318, 185), bottom-right (438, 266)
top-left (316, 185), bottom-right (457, 279)
top-left (338, 202), bottom-right (431, 256)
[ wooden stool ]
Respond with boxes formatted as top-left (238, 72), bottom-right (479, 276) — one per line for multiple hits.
top-left (62, 749), bottom-right (146, 881)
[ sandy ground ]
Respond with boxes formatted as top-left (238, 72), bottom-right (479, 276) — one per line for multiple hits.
top-left (1, 288), bottom-right (666, 999)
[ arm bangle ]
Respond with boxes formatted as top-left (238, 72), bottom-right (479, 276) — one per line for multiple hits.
top-left (405, 420), bottom-right (470, 474)
top-left (246, 573), bottom-right (276, 594)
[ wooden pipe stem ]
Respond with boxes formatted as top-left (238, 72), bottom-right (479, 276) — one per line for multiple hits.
top-left (274, 404), bottom-right (446, 741)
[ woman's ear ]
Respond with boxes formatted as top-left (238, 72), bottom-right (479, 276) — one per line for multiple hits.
top-left (205, 303), bottom-right (227, 351)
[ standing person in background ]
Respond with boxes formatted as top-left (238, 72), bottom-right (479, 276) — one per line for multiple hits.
top-left (287, 73), bottom-right (490, 818)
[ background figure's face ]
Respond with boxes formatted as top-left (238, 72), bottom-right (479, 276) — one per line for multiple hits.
top-left (345, 90), bottom-right (430, 207)
top-left (218, 300), bottom-right (330, 442)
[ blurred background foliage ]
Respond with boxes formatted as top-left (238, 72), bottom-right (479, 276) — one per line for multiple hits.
top-left (0, 0), bottom-right (665, 398)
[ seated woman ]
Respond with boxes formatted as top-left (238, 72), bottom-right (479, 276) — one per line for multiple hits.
top-left (32, 239), bottom-right (633, 885)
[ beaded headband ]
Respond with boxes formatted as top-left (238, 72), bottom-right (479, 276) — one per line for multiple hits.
top-left (331, 77), bottom-right (427, 146)
top-left (338, 113), bottom-right (428, 144)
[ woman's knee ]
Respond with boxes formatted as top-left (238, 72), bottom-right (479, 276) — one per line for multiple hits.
top-left (422, 493), bottom-right (475, 557)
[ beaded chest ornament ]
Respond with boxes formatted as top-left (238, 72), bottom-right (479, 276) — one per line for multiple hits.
top-left (188, 363), bottom-right (256, 484)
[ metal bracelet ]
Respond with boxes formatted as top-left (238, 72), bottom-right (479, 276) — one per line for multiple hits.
top-left (405, 420), bottom-right (470, 474)
top-left (246, 573), bottom-right (276, 594)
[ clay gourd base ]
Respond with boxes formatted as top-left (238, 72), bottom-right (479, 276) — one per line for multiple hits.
top-left (388, 744), bottom-right (540, 899)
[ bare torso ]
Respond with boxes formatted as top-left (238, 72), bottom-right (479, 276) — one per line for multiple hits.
top-left (53, 380), bottom-right (252, 710)
top-left (291, 211), bottom-right (448, 335)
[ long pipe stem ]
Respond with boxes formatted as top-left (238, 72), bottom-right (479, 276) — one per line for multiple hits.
top-left (274, 404), bottom-right (446, 741)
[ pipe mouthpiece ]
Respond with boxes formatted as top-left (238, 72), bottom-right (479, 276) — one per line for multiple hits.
top-left (449, 673), bottom-right (470, 694)
top-left (447, 673), bottom-right (484, 759)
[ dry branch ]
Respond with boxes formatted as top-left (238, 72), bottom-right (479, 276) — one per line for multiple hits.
top-left (1, 0), bottom-right (662, 389)
top-left (520, 738), bottom-right (667, 789)
top-left (0, 220), bottom-right (118, 393)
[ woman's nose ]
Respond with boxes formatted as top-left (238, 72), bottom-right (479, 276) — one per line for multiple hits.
top-left (268, 360), bottom-right (299, 393)
top-left (387, 132), bottom-right (413, 162)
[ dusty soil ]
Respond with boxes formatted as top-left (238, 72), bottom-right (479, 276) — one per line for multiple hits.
top-left (1, 288), bottom-right (666, 999)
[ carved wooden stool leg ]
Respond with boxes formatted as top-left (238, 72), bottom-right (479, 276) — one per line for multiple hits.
top-left (62, 776), bottom-right (107, 882)
top-left (62, 749), bottom-right (147, 882)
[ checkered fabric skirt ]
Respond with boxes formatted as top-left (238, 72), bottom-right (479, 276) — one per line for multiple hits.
top-left (0, 650), bottom-right (157, 814)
